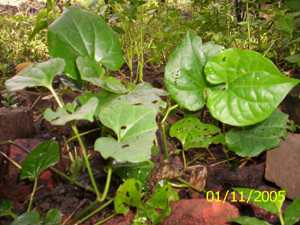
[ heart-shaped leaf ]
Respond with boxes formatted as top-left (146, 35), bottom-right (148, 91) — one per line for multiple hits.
top-left (114, 179), bottom-right (143, 215)
top-left (284, 197), bottom-right (300, 225)
top-left (205, 49), bottom-right (299, 126)
top-left (12, 211), bottom-right (40, 225)
top-left (225, 111), bottom-right (289, 157)
top-left (48, 7), bottom-right (124, 80)
top-left (5, 58), bottom-right (65, 91)
top-left (43, 97), bottom-right (98, 125)
top-left (165, 31), bottom-right (223, 111)
top-left (95, 132), bottom-right (154, 163)
top-left (170, 116), bottom-right (223, 150)
top-left (232, 216), bottom-right (271, 225)
top-left (233, 188), bottom-right (286, 215)
top-left (76, 56), bottom-right (128, 94)
top-left (20, 140), bottom-right (60, 181)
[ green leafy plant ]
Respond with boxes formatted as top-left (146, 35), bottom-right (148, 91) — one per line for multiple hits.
top-left (165, 31), bottom-right (299, 157)
top-left (20, 140), bottom-right (60, 212)
top-left (232, 188), bottom-right (300, 225)
top-left (0, 200), bottom-right (16, 219)
top-left (114, 178), bottom-right (179, 225)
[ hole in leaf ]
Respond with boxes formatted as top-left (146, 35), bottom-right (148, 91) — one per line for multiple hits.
top-left (121, 125), bottom-right (127, 130)
top-left (122, 144), bottom-right (130, 148)
top-left (152, 100), bottom-right (158, 104)
top-left (134, 103), bottom-right (142, 106)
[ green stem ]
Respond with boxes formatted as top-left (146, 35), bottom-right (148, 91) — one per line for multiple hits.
top-left (66, 128), bottom-right (101, 144)
top-left (278, 210), bottom-right (285, 225)
top-left (100, 163), bottom-right (113, 202)
top-left (74, 199), bottom-right (113, 225)
top-left (72, 125), bottom-right (102, 201)
top-left (160, 123), bottom-right (169, 159)
top-left (48, 86), bottom-right (102, 201)
top-left (27, 178), bottom-right (38, 212)
top-left (94, 213), bottom-right (117, 225)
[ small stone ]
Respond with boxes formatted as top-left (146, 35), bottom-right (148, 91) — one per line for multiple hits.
top-left (265, 133), bottom-right (300, 199)
top-left (162, 199), bottom-right (239, 225)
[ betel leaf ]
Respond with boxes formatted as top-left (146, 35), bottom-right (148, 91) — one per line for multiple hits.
top-left (114, 179), bottom-right (143, 215)
top-left (48, 7), bottom-right (124, 80)
top-left (232, 216), bottom-right (271, 225)
top-left (12, 211), bottom-right (40, 225)
top-left (165, 31), bottom-right (223, 111)
top-left (170, 116), bottom-right (224, 150)
top-left (136, 182), bottom-right (179, 225)
top-left (284, 197), bottom-right (300, 225)
top-left (44, 209), bottom-right (62, 225)
top-left (233, 188), bottom-right (286, 215)
top-left (225, 111), bottom-right (289, 157)
top-left (5, 58), bottom-right (65, 92)
top-left (43, 97), bottom-right (98, 125)
top-left (114, 161), bottom-right (154, 186)
top-left (95, 132), bottom-right (154, 163)
top-left (76, 56), bottom-right (128, 94)
top-left (205, 49), bottom-right (299, 126)
top-left (20, 140), bottom-right (60, 181)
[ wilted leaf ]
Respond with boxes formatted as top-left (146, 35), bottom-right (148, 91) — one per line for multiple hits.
top-left (205, 49), bottom-right (299, 126)
top-left (5, 58), bottom-right (65, 91)
top-left (48, 7), bottom-right (124, 80)
top-left (20, 140), bottom-right (60, 181)
top-left (165, 31), bottom-right (223, 111)
top-left (225, 111), bottom-right (289, 157)
top-left (44, 97), bottom-right (98, 125)
top-left (170, 116), bottom-right (223, 150)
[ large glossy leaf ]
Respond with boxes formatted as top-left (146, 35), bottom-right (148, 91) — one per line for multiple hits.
top-left (5, 58), bottom-right (65, 91)
top-left (169, 116), bottom-right (223, 150)
top-left (225, 111), bottom-right (289, 157)
top-left (233, 188), bottom-right (285, 214)
top-left (76, 56), bottom-right (128, 94)
top-left (232, 216), bottom-right (271, 225)
top-left (284, 197), bottom-right (300, 225)
top-left (12, 211), bottom-right (40, 225)
top-left (95, 132), bottom-right (154, 163)
top-left (205, 49), bottom-right (299, 126)
top-left (48, 7), bottom-right (124, 80)
top-left (43, 97), bottom-right (98, 125)
top-left (165, 31), bottom-right (223, 111)
top-left (114, 179), bottom-right (143, 214)
top-left (20, 140), bottom-right (60, 181)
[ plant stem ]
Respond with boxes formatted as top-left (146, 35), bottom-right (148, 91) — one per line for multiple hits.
top-left (48, 86), bottom-right (102, 201)
top-left (74, 199), bottom-right (113, 225)
top-left (27, 178), bottom-right (38, 212)
top-left (72, 125), bottom-right (102, 201)
top-left (246, 1), bottom-right (251, 48)
top-left (94, 213), bottom-right (117, 225)
top-left (278, 210), bottom-right (285, 225)
top-left (100, 163), bottom-right (113, 202)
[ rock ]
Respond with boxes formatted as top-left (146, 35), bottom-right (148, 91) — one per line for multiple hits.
top-left (0, 107), bottom-right (35, 141)
top-left (265, 133), bottom-right (300, 199)
top-left (104, 211), bottom-right (135, 225)
top-left (162, 199), bottom-right (239, 225)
